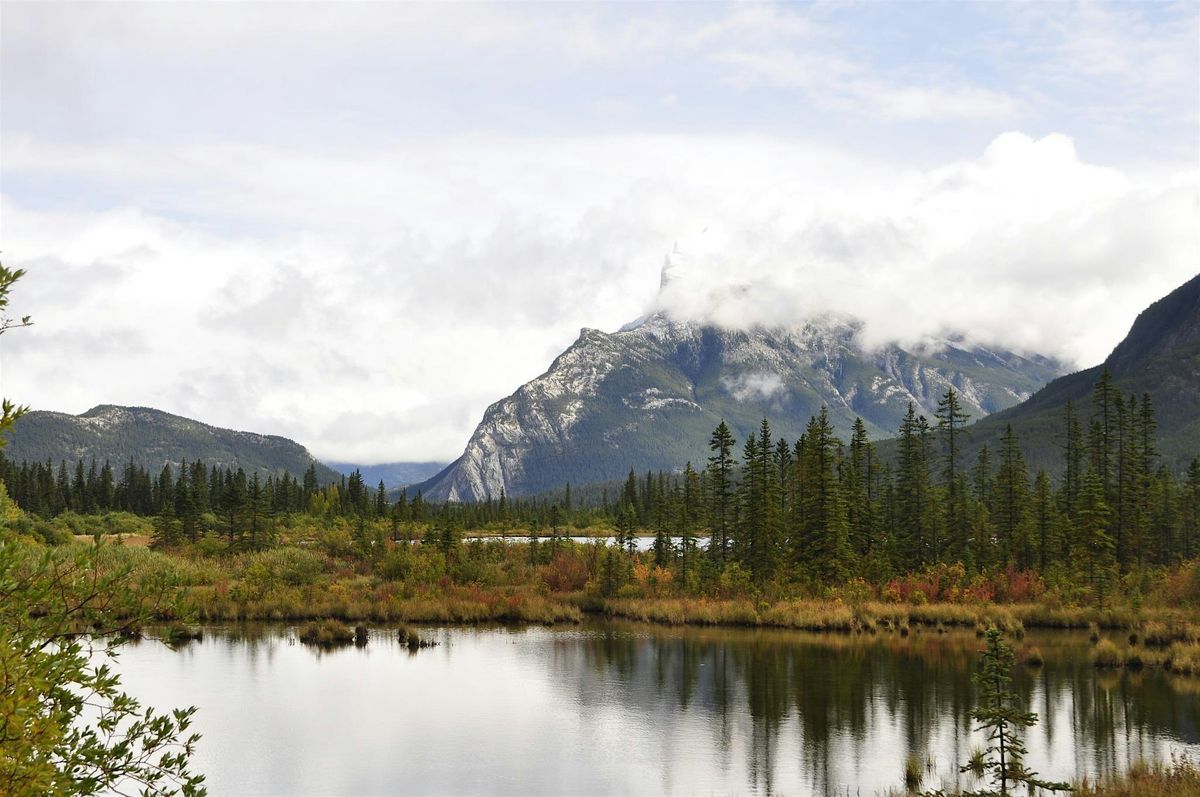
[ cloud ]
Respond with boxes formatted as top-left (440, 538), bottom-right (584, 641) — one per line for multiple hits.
top-left (654, 132), bottom-right (1198, 362)
top-left (722, 372), bottom-right (786, 403)
top-left (718, 49), bottom-right (1019, 121)
top-left (0, 3), bottom-right (1195, 463)
top-left (1, 130), bottom-right (1195, 463)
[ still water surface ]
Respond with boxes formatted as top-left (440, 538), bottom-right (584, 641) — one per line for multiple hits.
top-left (113, 623), bottom-right (1199, 796)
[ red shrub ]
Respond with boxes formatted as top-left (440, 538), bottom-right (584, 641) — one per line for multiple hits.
top-left (540, 551), bottom-right (590, 592)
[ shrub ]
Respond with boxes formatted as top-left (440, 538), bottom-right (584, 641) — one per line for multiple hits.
top-left (717, 563), bottom-right (754, 598)
top-left (540, 551), bottom-right (590, 592)
top-left (1168, 643), bottom-right (1200, 675)
top-left (376, 547), bottom-right (412, 582)
top-left (241, 547), bottom-right (324, 591)
top-left (298, 620), bottom-right (354, 647)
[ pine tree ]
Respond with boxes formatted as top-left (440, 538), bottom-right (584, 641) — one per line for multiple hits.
top-left (707, 421), bottom-right (736, 565)
top-left (799, 407), bottom-right (852, 581)
top-left (375, 480), bottom-right (387, 517)
top-left (896, 403), bottom-right (933, 567)
top-left (1077, 469), bottom-right (1115, 608)
top-left (246, 473), bottom-right (270, 550)
top-left (1090, 368), bottom-right (1116, 494)
top-left (936, 387), bottom-right (971, 562)
top-left (1062, 400), bottom-right (1084, 523)
top-left (993, 426), bottom-right (1030, 568)
top-left (847, 417), bottom-right (875, 559)
top-left (1030, 471), bottom-right (1058, 573)
top-left (962, 628), bottom-right (1070, 796)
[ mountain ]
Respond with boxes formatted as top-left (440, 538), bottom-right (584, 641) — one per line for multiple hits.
top-left (324, 461), bottom-right (447, 489)
top-left (5, 405), bottom-right (341, 483)
top-left (417, 312), bottom-right (1063, 501)
top-left (961, 272), bottom-right (1200, 473)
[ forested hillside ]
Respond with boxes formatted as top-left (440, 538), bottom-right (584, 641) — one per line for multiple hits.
top-left (6, 405), bottom-right (340, 483)
top-left (958, 273), bottom-right (1200, 473)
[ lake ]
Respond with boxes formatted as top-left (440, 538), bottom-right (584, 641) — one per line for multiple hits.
top-left (461, 535), bottom-right (708, 553)
top-left (111, 622), bottom-right (1199, 796)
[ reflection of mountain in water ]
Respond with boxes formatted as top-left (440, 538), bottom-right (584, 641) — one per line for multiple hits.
top-left (546, 624), bottom-right (1198, 795)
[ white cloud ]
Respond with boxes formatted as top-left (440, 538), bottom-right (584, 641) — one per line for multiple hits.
top-left (1, 131), bottom-right (1193, 465)
top-left (718, 49), bottom-right (1020, 121)
top-left (655, 132), bottom-right (1197, 360)
top-left (722, 372), bottom-right (786, 403)
top-left (1, 2), bottom-right (1195, 464)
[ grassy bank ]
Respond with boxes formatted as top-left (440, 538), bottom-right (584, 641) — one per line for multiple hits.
top-left (12, 523), bottom-right (1200, 657)
top-left (883, 757), bottom-right (1200, 797)
top-left (1071, 758), bottom-right (1200, 797)
top-left (186, 581), bottom-right (583, 624)
top-left (596, 596), bottom-right (1198, 636)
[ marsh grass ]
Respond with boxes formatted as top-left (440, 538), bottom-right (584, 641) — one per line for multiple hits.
top-left (1091, 638), bottom-right (1123, 668)
top-left (298, 620), bottom-right (355, 647)
top-left (1073, 757), bottom-right (1200, 797)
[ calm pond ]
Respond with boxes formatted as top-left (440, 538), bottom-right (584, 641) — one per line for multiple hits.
top-left (113, 622), bottom-right (1198, 796)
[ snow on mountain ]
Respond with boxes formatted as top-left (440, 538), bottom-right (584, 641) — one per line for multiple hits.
top-left (417, 307), bottom-right (1063, 501)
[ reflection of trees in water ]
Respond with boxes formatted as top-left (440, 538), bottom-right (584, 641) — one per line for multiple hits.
top-left (569, 625), bottom-right (1198, 793)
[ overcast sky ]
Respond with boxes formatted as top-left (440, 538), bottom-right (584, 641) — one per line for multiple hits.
top-left (1, 1), bottom-right (1197, 464)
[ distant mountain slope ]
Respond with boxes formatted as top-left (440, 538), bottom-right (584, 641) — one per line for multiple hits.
top-left (418, 312), bottom-right (1062, 501)
top-left (324, 461), bottom-right (446, 489)
top-left (961, 272), bottom-right (1200, 473)
top-left (6, 405), bottom-right (341, 482)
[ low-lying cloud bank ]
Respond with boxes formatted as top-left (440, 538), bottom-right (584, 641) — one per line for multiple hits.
top-left (2, 132), bottom-right (1195, 462)
top-left (654, 132), bottom-right (1197, 360)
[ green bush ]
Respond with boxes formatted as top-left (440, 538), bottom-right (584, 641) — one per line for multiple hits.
top-left (717, 562), bottom-right (753, 598)
top-left (195, 535), bottom-right (228, 557)
top-left (100, 512), bottom-right (156, 537)
top-left (377, 547), bottom-right (412, 581)
top-left (239, 547), bottom-right (325, 594)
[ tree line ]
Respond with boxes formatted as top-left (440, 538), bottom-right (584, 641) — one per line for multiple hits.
top-left (614, 371), bottom-right (1198, 600)
top-left (4, 371), bottom-right (1197, 595)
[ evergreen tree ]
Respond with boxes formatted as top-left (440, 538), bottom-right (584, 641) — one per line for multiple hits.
top-left (798, 407), bottom-right (852, 580)
top-left (1077, 469), bottom-right (1115, 607)
top-left (706, 421), bottom-right (736, 565)
top-left (1062, 400), bottom-right (1084, 523)
top-left (993, 426), bottom-right (1030, 568)
top-left (936, 387), bottom-right (971, 562)
top-left (895, 403), bottom-right (933, 567)
top-left (1030, 470), bottom-right (1058, 573)
top-left (960, 628), bottom-right (1070, 796)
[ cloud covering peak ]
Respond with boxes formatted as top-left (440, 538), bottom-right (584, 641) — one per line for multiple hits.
top-left (654, 133), bottom-right (1196, 358)
top-left (1, 2), bottom-right (1195, 463)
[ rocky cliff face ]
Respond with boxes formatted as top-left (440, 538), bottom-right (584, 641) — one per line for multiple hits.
top-left (419, 311), bottom-right (1062, 501)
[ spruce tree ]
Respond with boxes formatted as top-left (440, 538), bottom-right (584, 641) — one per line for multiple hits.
top-left (1077, 469), bottom-right (1115, 608)
top-left (799, 407), bottom-right (852, 581)
top-left (707, 421), bottom-right (736, 565)
top-left (993, 426), bottom-right (1030, 568)
top-left (936, 387), bottom-right (971, 562)
top-left (959, 628), bottom-right (1069, 797)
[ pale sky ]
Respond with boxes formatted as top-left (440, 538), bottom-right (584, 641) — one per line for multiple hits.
top-left (1, 1), bottom-right (1197, 463)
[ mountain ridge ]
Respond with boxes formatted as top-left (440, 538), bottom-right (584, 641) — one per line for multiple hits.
top-left (959, 272), bottom-right (1200, 473)
top-left (417, 311), bottom-right (1063, 501)
top-left (5, 404), bottom-right (341, 483)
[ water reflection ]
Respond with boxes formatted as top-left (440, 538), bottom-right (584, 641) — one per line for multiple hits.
top-left (114, 623), bottom-right (1198, 796)
top-left (554, 625), bottom-right (1198, 794)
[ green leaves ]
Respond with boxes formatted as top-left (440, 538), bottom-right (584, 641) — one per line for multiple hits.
top-left (0, 541), bottom-right (207, 796)
top-left (954, 627), bottom-right (1070, 797)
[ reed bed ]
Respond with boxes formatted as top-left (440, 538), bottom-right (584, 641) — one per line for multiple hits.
top-left (1072, 757), bottom-right (1200, 797)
